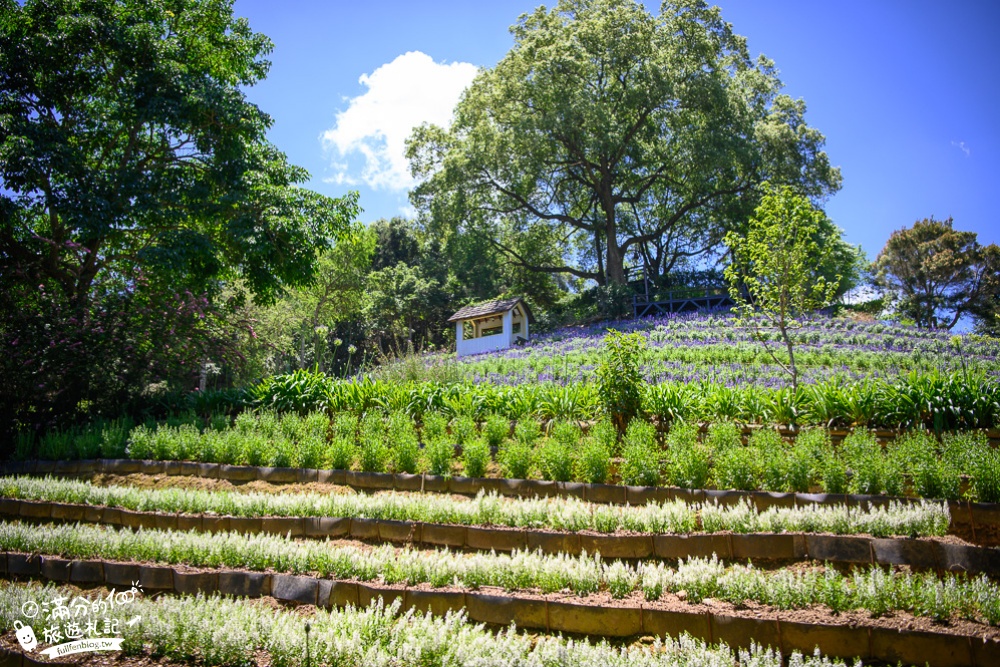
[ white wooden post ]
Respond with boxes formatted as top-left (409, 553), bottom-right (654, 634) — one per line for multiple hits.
top-left (502, 310), bottom-right (513, 345)
top-left (523, 315), bottom-right (529, 340)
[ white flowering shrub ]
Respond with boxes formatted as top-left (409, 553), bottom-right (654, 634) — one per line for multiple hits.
top-left (0, 582), bottom-right (863, 667)
top-left (0, 476), bottom-right (950, 537)
top-left (1, 520), bottom-right (995, 624)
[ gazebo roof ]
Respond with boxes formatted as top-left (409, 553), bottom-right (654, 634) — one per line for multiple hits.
top-left (447, 297), bottom-right (534, 323)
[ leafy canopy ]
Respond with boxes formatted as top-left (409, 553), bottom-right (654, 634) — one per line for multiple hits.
top-left (0, 0), bottom-right (359, 433)
top-left (874, 217), bottom-right (1000, 331)
top-left (0, 0), bottom-right (359, 306)
top-left (408, 0), bottom-right (841, 286)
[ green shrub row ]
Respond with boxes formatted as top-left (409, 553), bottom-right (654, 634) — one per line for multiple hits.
top-left (17, 405), bottom-right (1000, 502)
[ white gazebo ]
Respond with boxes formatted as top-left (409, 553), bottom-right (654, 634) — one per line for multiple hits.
top-left (448, 297), bottom-right (534, 357)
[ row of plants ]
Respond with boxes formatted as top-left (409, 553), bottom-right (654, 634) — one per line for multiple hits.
top-left (608, 421), bottom-right (999, 502)
top-left (527, 313), bottom-right (999, 352)
top-left (0, 477), bottom-right (952, 537)
top-left (0, 520), bottom-right (992, 624)
top-left (446, 314), bottom-right (1000, 382)
top-left (17, 403), bottom-right (1000, 502)
top-left (458, 340), bottom-right (998, 386)
top-left (0, 582), bottom-right (855, 667)
top-left (115, 412), bottom-right (1000, 502)
top-left (243, 370), bottom-right (1000, 430)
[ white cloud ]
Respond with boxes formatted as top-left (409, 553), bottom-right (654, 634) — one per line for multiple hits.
top-left (951, 140), bottom-right (971, 157)
top-left (322, 51), bottom-right (479, 191)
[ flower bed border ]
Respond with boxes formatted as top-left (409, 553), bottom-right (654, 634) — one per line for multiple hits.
top-left (3, 498), bottom-right (997, 575)
top-left (5, 458), bottom-right (998, 535)
top-left (2, 552), bottom-right (996, 667)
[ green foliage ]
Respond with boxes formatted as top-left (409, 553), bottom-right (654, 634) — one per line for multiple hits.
top-left (644, 383), bottom-right (696, 425)
top-left (536, 384), bottom-right (598, 421)
top-left (666, 423), bottom-right (711, 489)
top-left (575, 435), bottom-right (611, 484)
top-left (875, 217), bottom-right (1000, 330)
top-left (423, 438), bottom-right (454, 477)
top-left (408, 0), bottom-right (840, 287)
top-left (332, 413), bottom-right (359, 441)
top-left (538, 422), bottom-right (579, 482)
top-left (461, 437), bottom-right (491, 478)
top-left (768, 430), bottom-right (815, 493)
top-left (725, 184), bottom-right (844, 390)
top-left (842, 431), bottom-right (886, 495)
top-left (892, 431), bottom-right (960, 500)
top-left (482, 414), bottom-right (510, 447)
top-left (358, 413), bottom-right (388, 473)
top-left (596, 330), bottom-right (648, 432)
top-left (971, 447), bottom-right (1000, 503)
top-left (327, 437), bottom-right (356, 471)
top-left (421, 414), bottom-right (455, 477)
top-left (450, 416), bottom-right (477, 445)
top-left (794, 428), bottom-right (842, 493)
top-left (589, 418), bottom-right (619, 454)
top-left (388, 411), bottom-right (420, 474)
top-left (513, 418), bottom-right (541, 446)
top-left (498, 440), bottom-right (534, 480)
top-left (0, 0), bottom-right (359, 432)
top-left (420, 412), bottom-right (449, 445)
top-left (714, 444), bottom-right (763, 492)
top-left (705, 422), bottom-right (742, 453)
top-left (248, 370), bottom-right (335, 414)
top-left (618, 419), bottom-right (661, 486)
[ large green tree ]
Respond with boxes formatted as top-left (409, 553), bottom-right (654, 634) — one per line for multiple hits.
top-left (0, 0), bottom-right (358, 430)
top-left (251, 225), bottom-right (375, 375)
top-left (407, 0), bottom-right (841, 286)
top-left (874, 217), bottom-right (1000, 330)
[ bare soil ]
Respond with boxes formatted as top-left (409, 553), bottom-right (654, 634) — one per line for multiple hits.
top-left (87, 473), bottom-right (355, 497)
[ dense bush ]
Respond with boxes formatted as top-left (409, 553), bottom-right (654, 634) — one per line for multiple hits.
top-left (461, 437), bottom-right (490, 478)
top-left (619, 420), bottom-right (661, 486)
top-left (596, 330), bottom-right (647, 432)
top-left (538, 421), bottom-right (579, 482)
top-left (666, 423), bottom-right (711, 489)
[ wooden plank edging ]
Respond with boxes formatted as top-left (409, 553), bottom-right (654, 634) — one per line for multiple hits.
top-left (2, 498), bottom-right (998, 575)
top-left (1, 552), bottom-right (997, 667)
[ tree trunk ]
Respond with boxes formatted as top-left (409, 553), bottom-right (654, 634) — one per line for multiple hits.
top-left (782, 324), bottom-right (798, 391)
top-left (606, 241), bottom-right (626, 285)
top-left (600, 178), bottom-right (627, 285)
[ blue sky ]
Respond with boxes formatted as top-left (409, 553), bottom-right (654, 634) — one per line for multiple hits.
top-left (234, 0), bottom-right (1000, 262)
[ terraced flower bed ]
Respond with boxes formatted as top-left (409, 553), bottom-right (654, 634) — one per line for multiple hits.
top-left (6, 316), bottom-right (1000, 666)
top-left (0, 581), bottom-right (868, 667)
top-left (4, 539), bottom-right (1000, 666)
top-left (4, 517), bottom-right (999, 621)
top-left (442, 314), bottom-right (1000, 387)
top-left (0, 476), bottom-right (954, 537)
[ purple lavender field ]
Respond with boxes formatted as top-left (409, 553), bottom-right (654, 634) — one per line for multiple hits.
top-left (425, 313), bottom-right (999, 389)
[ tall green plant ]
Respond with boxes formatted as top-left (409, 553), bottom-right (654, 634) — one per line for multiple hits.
top-left (596, 330), bottom-right (647, 433)
top-left (724, 184), bottom-right (844, 390)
